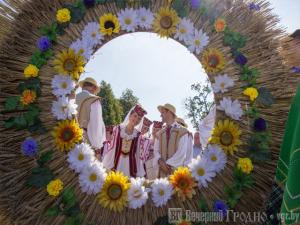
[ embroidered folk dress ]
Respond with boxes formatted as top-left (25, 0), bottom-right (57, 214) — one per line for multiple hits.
top-left (102, 124), bottom-right (146, 178)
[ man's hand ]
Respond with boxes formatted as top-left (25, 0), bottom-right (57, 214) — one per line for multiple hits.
top-left (158, 158), bottom-right (172, 175)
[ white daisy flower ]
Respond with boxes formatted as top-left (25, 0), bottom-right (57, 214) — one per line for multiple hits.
top-left (128, 177), bottom-right (149, 209)
top-left (67, 143), bottom-right (96, 173)
top-left (79, 161), bottom-right (107, 195)
top-left (51, 96), bottom-right (77, 120)
top-left (202, 144), bottom-right (227, 173)
top-left (174, 18), bottom-right (194, 43)
top-left (51, 75), bottom-right (76, 97)
top-left (217, 97), bottom-right (243, 120)
top-left (82, 22), bottom-right (104, 48)
top-left (70, 39), bottom-right (93, 62)
top-left (118, 8), bottom-right (138, 32)
top-left (136, 7), bottom-right (154, 29)
top-left (188, 156), bottom-right (216, 188)
top-left (212, 74), bottom-right (234, 93)
top-left (187, 29), bottom-right (209, 55)
top-left (151, 178), bottom-right (173, 207)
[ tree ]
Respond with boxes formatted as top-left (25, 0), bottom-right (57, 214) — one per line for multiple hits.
top-left (119, 88), bottom-right (139, 119)
top-left (98, 81), bottom-right (123, 125)
top-left (184, 78), bottom-right (215, 129)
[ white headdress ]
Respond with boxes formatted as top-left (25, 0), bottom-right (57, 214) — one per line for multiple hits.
top-left (120, 105), bottom-right (145, 132)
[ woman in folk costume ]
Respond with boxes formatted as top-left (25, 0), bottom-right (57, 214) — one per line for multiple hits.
top-left (102, 105), bottom-right (147, 178)
top-left (100, 125), bottom-right (114, 161)
top-left (75, 77), bottom-right (106, 156)
top-left (176, 117), bottom-right (193, 166)
top-left (139, 117), bottom-right (153, 163)
top-left (153, 103), bottom-right (192, 178)
top-left (145, 121), bottom-right (163, 179)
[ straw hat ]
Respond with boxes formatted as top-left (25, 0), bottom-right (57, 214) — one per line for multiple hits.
top-left (176, 117), bottom-right (188, 128)
top-left (157, 103), bottom-right (177, 118)
top-left (79, 77), bottom-right (101, 94)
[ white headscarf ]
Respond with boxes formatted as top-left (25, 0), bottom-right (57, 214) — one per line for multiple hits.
top-left (120, 105), bottom-right (145, 132)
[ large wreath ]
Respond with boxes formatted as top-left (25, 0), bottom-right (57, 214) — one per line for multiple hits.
top-left (0, 0), bottom-right (297, 224)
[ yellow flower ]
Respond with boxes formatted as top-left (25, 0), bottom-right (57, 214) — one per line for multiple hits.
top-left (99, 13), bottom-right (120, 36)
top-left (169, 167), bottom-right (196, 201)
top-left (47, 179), bottom-right (64, 197)
top-left (243, 87), bottom-right (258, 101)
top-left (214, 18), bottom-right (226, 32)
top-left (52, 120), bottom-right (83, 151)
top-left (20, 90), bottom-right (37, 105)
top-left (98, 171), bottom-right (130, 212)
top-left (56, 8), bottom-right (71, 23)
top-left (53, 49), bottom-right (85, 81)
top-left (152, 7), bottom-right (180, 38)
top-left (209, 119), bottom-right (242, 155)
top-left (24, 64), bottom-right (39, 78)
top-left (237, 158), bottom-right (253, 174)
top-left (202, 48), bottom-right (226, 74)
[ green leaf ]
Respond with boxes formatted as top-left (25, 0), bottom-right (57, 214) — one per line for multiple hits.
top-left (224, 29), bottom-right (247, 50)
top-left (257, 87), bottom-right (275, 107)
top-left (26, 166), bottom-right (54, 188)
top-left (4, 117), bottom-right (16, 129)
top-left (140, 0), bottom-right (150, 8)
top-left (115, 0), bottom-right (126, 9)
top-left (14, 116), bottom-right (27, 129)
top-left (5, 96), bottom-right (20, 111)
top-left (64, 3), bottom-right (86, 23)
top-left (224, 185), bottom-right (242, 208)
top-left (45, 206), bottom-right (61, 216)
top-left (172, 0), bottom-right (187, 18)
top-left (39, 22), bottom-right (58, 42)
top-left (244, 105), bottom-right (260, 118)
top-left (65, 213), bottom-right (84, 225)
top-left (233, 167), bottom-right (255, 190)
top-left (198, 197), bottom-right (209, 211)
top-left (96, 0), bottom-right (106, 4)
top-left (62, 187), bottom-right (76, 209)
top-left (64, 203), bottom-right (81, 217)
top-left (37, 150), bottom-right (54, 166)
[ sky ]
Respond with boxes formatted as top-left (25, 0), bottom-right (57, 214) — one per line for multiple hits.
top-left (81, 0), bottom-right (299, 132)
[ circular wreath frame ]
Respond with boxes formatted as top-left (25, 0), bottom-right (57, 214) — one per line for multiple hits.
top-left (0, 0), bottom-right (299, 224)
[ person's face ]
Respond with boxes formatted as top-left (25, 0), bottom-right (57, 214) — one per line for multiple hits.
top-left (152, 127), bottom-right (160, 136)
top-left (141, 125), bottom-right (149, 135)
top-left (83, 84), bottom-right (97, 94)
top-left (106, 131), bottom-right (112, 141)
top-left (161, 108), bottom-right (172, 123)
top-left (129, 112), bottom-right (142, 127)
top-left (194, 132), bottom-right (200, 146)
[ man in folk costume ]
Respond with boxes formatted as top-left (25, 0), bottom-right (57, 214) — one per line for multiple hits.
top-left (145, 121), bottom-right (163, 179)
top-left (176, 117), bottom-right (194, 166)
top-left (100, 125), bottom-right (114, 161)
top-left (153, 104), bottom-right (192, 178)
top-left (102, 105), bottom-right (147, 178)
top-left (75, 77), bottom-right (106, 156)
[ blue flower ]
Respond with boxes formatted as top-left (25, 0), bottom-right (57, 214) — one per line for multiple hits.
top-left (291, 66), bottom-right (300, 74)
top-left (254, 118), bottom-right (267, 132)
top-left (235, 53), bottom-right (248, 66)
top-left (37, 36), bottom-right (51, 52)
top-left (249, 2), bottom-right (260, 11)
top-left (213, 200), bottom-right (228, 217)
top-left (190, 0), bottom-right (201, 9)
top-left (21, 137), bottom-right (38, 157)
top-left (83, 0), bottom-right (96, 8)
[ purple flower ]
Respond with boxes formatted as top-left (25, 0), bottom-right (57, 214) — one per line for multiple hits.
top-left (83, 0), bottom-right (96, 8)
top-left (235, 53), bottom-right (248, 66)
top-left (213, 200), bottom-right (228, 217)
top-left (291, 66), bottom-right (300, 74)
top-left (254, 118), bottom-right (267, 132)
top-left (37, 36), bottom-right (51, 52)
top-left (21, 137), bottom-right (38, 157)
top-left (249, 2), bottom-right (260, 11)
top-left (190, 0), bottom-right (201, 9)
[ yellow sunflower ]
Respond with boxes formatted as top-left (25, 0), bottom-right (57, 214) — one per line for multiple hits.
top-left (209, 119), bottom-right (242, 155)
top-left (98, 171), bottom-right (130, 212)
top-left (152, 7), bottom-right (180, 38)
top-left (99, 13), bottom-right (120, 36)
top-left (202, 48), bottom-right (226, 73)
top-left (53, 49), bottom-right (85, 81)
top-left (52, 120), bottom-right (83, 151)
top-left (169, 167), bottom-right (196, 201)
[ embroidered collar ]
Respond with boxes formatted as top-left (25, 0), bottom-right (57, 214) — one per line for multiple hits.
top-left (120, 124), bottom-right (138, 140)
